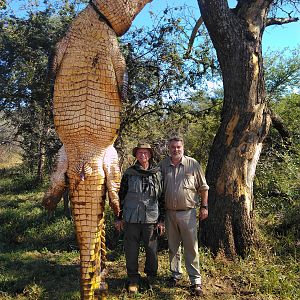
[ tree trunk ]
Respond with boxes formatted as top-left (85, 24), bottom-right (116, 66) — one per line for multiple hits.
top-left (36, 140), bottom-right (45, 184)
top-left (198, 0), bottom-right (272, 257)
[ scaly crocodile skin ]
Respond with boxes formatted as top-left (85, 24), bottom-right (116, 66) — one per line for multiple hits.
top-left (49, 1), bottom-right (152, 299)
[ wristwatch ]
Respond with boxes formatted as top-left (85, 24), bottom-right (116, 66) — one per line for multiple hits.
top-left (200, 205), bottom-right (208, 209)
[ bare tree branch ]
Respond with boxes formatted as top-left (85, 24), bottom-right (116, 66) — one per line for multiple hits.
top-left (185, 16), bottom-right (203, 57)
top-left (268, 109), bottom-right (291, 140)
top-left (267, 17), bottom-right (299, 26)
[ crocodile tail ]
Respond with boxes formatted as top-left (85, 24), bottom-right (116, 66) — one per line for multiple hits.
top-left (69, 156), bottom-right (107, 300)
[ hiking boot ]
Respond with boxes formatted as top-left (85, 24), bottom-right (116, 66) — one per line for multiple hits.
top-left (128, 283), bottom-right (139, 294)
top-left (190, 284), bottom-right (203, 297)
top-left (167, 277), bottom-right (180, 287)
top-left (145, 276), bottom-right (156, 289)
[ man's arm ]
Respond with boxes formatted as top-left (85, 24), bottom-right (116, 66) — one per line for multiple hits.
top-left (114, 173), bottom-right (128, 231)
top-left (199, 189), bottom-right (209, 221)
top-left (117, 173), bottom-right (129, 218)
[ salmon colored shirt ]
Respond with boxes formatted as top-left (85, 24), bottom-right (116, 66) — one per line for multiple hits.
top-left (159, 155), bottom-right (209, 211)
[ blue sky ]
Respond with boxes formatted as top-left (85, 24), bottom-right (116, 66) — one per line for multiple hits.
top-left (8, 0), bottom-right (300, 52)
top-left (133, 0), bottom-right (300, 53)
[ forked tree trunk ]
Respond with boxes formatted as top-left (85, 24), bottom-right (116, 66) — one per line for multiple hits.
top-left (198, 1), bottom-right (272, 257)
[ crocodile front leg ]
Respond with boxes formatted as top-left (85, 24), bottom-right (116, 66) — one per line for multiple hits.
top-left (42, 145), bottom-right (68, 211)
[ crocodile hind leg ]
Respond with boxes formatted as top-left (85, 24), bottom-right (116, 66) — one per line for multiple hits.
top-left (69, 156), bottom-right (108, 300)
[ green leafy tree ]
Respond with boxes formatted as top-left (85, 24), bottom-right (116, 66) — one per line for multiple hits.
top-left (116, 5), bottom-right (219, 164)
top-left (255, 92), bottom-right (300, 256)
top-left (265, 48), bottom-right (300, 101)
top-left (255, 48), bottom-right (300, 216)
top-left (0, 2), bottom-right (78, 182)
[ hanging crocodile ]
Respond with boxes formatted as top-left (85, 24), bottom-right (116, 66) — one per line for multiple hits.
top-left (43, 1), bottom-right (152, 299)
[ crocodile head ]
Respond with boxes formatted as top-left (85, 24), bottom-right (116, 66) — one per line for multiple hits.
top-left (91, 0), bottom-right (152, 36)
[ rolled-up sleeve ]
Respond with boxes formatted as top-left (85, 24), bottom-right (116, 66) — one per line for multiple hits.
top-left (195, 163), bottom-right (209, 193)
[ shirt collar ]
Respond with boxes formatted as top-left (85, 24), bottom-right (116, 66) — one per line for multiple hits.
top-left (168, 155), bottom-right (187, 166)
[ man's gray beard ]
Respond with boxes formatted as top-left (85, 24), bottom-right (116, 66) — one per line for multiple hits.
top-left (172, 153), bottom-right (182, 160)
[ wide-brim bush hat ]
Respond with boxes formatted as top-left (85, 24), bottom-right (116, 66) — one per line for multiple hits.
top-left (132, 142), bottom-right (153, 157)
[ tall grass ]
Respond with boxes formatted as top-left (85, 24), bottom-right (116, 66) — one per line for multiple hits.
top-left (0, 168), bottom-right (299, 299)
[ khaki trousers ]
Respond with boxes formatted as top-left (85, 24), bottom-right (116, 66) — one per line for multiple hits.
top-left (166, 209), bottom-right (201, 285)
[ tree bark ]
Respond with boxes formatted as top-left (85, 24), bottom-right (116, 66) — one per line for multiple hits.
top-left (198, 0), bottom-right (272, 257)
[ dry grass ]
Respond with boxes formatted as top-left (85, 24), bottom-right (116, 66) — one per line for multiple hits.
top-left (0, 147), bottom-right (22, 168)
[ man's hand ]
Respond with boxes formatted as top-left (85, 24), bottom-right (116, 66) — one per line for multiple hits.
top-left (199, 207), bottom-right (208, 221)
top-left (114, 220), bottom-right (124, 232)
top-left (155, 222), bottom-right (165, 236)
